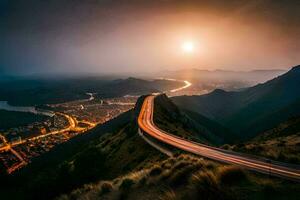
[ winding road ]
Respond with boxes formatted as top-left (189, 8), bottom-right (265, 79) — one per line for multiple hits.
top-left (138, 94), bottom-right (300, 181)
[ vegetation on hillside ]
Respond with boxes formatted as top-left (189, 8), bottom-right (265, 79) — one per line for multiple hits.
top-left (59, 154), bottom-right (300, 200)
top-left (154, 94), bottom-right (235, 145)
top-left (223, 116), bottom-right (300, 164)
top-left (0, 95), bottom-right (164, 200)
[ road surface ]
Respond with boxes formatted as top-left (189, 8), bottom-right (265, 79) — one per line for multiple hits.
top-left (138, 95), bottom-right (300, 181)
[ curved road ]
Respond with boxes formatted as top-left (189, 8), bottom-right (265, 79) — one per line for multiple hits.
top-left (138, 95), bottom-right (300, 181)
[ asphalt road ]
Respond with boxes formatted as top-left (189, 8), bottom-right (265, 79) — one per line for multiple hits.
top-left (138, 95), bottom-right (300, 181)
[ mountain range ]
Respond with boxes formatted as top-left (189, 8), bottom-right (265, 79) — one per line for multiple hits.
top-left (172, 65), bottom-right (300, 140)
top-left (158, 68), bottom-right (286, 84)
top-left (0, 77), bottom-right (182, 106)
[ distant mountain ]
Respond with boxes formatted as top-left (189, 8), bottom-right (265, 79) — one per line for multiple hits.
top-left (0, 77), bottom-right (182, 106)
top-left (159, 68), bottom-right (286, 84)
top-left (96, 77), bottom-right (183, 98)
top-left (173, 65), bottom-right (300, 140)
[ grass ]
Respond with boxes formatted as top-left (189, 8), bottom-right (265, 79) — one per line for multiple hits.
top-left (159, 189), bottom-right (177, 200)
top-left (188, 171), bottom-right (223, 200)
top-left (58, 153), bottom-right (300, 200)
top-left (224, 116), bottom-right (300, 165)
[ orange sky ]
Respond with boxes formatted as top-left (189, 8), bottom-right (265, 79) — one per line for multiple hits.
top-left (1, 0), bottom-right (299, 75)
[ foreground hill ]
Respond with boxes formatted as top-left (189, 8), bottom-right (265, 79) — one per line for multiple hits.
top-left (59, 153), bottom-right (300, 200)
top-left (173, 65), bottom-right (300, 140)
top-left (153, 94), bottom-right (236, 145)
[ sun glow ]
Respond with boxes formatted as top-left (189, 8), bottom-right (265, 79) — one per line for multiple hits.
top-left (181, 41), bottom-right (194, 53)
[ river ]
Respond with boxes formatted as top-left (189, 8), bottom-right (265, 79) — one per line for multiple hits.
top-left (0, 101), bottom-right (55, 117)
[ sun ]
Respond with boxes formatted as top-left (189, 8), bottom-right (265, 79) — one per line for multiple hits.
top-left (181, 41), bottom-right (194, 53)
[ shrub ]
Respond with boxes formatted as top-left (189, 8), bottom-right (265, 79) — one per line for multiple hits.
top-left (149, 165), bottom-right (163, 176)
top-left (218, 166), bottom-right (247, 185)
top-left (172, 161), bottom-right (190, 170)
top-left (120, 178), bottom-right (135, 190)
top-left (100, 182), bottom-right (113, 194)
top-left (159, 189), bottom-right (177, 200)
top-left (159, 169), bottom-right (172, 181)
top-left (168, 166), bottom-right (191, 187)
top-left (188, 171), bottom-right (224, 200)
top-left (168, 163), bottom-right (203, 187)
top-left (161, 162), bottom-right (172, 169)
top-left (205, 162), bottom-right (217, 170)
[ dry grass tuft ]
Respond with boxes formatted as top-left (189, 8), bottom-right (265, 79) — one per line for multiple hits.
top-left (100, 182), bottom-right (114, 194)
top-left (218, 165), bottom-right (247, 185)
top-left (159, 189), bottom-right (177, 200)
top-left (188, 171), bottom-right (225, 200)
top-left (120, 178), bottom-right (135, 190)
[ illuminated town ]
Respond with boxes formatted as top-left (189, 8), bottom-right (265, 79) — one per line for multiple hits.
top-left (0, 95), bottom-right (138, 174)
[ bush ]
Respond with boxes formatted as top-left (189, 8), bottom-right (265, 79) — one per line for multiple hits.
top-left (188, 171), bottom-right (224, 200)
top-left (100, 182), bottom-right (113, 194)
top-left (218, 166), bottom-right (247, 185)
top-left (168, 163), bottom-right (203, 187)
top-left (159, 189), bottom-right (177, 200)
top-left (149, 165), bottom-right (163, 176)
top-left (159, 169), bottom-right (172, 181)
top-left (120, 178), bottom-right (135, 190)
top-left (172, 161), bottom-right (190, 170)
top-left (161, 162), bottom-right (172, 169)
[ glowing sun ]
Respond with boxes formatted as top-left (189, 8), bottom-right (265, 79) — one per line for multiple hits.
top-left (181, 41), bottom-right (194, 53)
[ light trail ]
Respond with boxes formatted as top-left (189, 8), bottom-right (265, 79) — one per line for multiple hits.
top-left (170, 80), bottom-right (192, 93)
top-left (138, 95), bottom-right (300, 181)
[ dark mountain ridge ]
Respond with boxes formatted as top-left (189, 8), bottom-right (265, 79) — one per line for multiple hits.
top-left (0, 77), bottom-right (182, 106)
top-left (173, 65), bottom-right (300, 139)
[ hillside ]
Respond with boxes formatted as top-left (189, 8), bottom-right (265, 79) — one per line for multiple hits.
top-left (0, 96), bottom-right (165, 200)
top-left (59, 153), bottom-right (300, 200)
top-left (223, 116), bottom-right (300, 164)
top-left (1, 94), bottom-right (231, 199)
top-left (153, 94), bottom-right (236, 145)
top-left (173, 65), bottom-right (300, 139)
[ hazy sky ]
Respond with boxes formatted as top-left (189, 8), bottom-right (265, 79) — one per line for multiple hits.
top-left (0, 0), bottom-right (299, 75)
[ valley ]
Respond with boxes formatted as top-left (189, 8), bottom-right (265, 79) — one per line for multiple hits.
top-left (0, 78), bottom-right (187, 174)
top-left (0, 68), bottom-right (299, 200)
